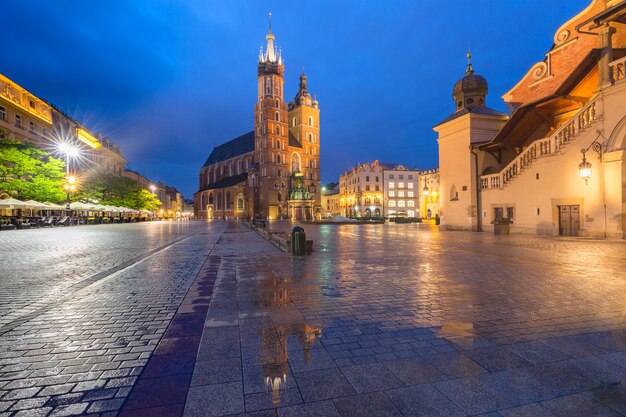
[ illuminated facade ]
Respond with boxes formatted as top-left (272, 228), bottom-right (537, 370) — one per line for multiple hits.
top-left (321, 184), bottom-right (341, 218)
top-left (0, 73), bottom-right (126, 175)
top-left (419, 168), bottom-right (440, 220)
top-left (382, 164), bottom-right (419, 218)
top-left (435, 0), bottom-right (626, 238)
top-left (339, 161), bottom-right (384, 218)
top-left (195, 20), bottom-right (321, 220)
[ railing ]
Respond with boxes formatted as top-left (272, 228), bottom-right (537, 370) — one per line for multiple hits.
top-left (480, 95), bottom-right (601, 190)
top-left (610, 56), bottom-right (626, 83)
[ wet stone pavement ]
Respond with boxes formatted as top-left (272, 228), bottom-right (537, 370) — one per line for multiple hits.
top-left (0, 220), bottom-right (625, 416)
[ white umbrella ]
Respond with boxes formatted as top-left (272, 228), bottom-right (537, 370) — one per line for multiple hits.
top-left (23, 200), bottom-right (48, 209)
top-left (0, 198), bottom-right (29, 210)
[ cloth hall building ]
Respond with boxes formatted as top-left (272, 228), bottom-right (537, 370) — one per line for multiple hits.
top-left (194, 21), bottom-right (321, 220)
top-left (435, 0), bottom-right (626, 238)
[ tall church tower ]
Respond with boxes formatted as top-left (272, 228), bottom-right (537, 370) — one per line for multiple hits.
top-left (254, 14), bottom-right (289, 219)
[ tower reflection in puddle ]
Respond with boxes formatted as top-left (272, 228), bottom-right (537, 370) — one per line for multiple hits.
top-left (258, 275), bottom-right (322, 405)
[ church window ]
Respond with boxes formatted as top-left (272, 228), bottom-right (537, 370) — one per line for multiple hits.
top-left (308, 116), bottom-right (313, 126)
top-left (260, 153), bottom-right (264, 164)
top-left (277, 192), bottom-right (282, 203)
top-left (277, 153), bottom-right (281, 164)
top-left (275, 111), bottom-right (279, 121)
top-left (220, 165), bottom-right (224, 175)
top-left (291, 153), bottom-right (301, 173)
top-left (229, 163), bottom-right (233, 176)
top-left (226, 192), bottom-right (231, 210)
top-left (217, 192), bottom-right (223, 210)
top-left (276, 139), bottom-right (281, 149)
top-left (237, 160), bottom-right (241, 174)
top-left (277, 169), bottom-right (282, 177)
top-left (292, 117), bottom-right (296, 127)
top-left (275, 99), bottom-right (280, 108)
top-left (208, 193), bottom-right (213, 204)
top-left (308, 133), bottom-right (312, 142)
top-left (276, 125), bottom-right (280, 135)
top-left (237, 195), bottom-right (244, 210)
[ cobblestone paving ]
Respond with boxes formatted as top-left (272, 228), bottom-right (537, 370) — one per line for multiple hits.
top-left (0, 221), bottom-right (225, 417)
top-left (185, 221), bottom-right (626, 417)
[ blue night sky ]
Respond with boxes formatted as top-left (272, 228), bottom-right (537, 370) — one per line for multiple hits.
top-left (3, 0), bottom-right (589, 198)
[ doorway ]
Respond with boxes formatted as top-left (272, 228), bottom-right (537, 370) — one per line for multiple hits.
top-left (559, 205), bottom-right (580, 236)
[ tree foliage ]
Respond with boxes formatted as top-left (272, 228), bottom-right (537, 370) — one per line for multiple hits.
top-left (75, 168), bottom-right (161, 210)
top-left (0, 137), bottom-right (66, 202)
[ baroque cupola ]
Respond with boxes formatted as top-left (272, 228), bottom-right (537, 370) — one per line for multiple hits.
top-left (452, 52), bottom-right (488, 111)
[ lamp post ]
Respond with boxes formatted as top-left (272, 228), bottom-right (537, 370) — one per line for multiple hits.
top-left (58, 142), bottom-right (80, 215)
top-left (578, 130), bottom-right (609, 237)
top-left (149, 184), bottom-right (157, 220)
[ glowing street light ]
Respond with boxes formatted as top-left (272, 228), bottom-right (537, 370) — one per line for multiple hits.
top-left (423, 186), bottom-right (430, 196)
top-left (58, 142), bottom-right (81, 214)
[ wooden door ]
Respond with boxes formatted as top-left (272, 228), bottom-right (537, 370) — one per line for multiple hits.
top-left (559, 205), bottom-right (580, 236)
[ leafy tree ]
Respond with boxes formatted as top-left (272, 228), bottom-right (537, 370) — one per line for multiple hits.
top-left (76, 168), bottom-right (161, 210)
top-left (0, 137), bottom-right (66, 202)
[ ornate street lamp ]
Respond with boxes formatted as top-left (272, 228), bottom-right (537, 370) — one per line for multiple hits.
top-left (579, 150), bottom-right (592, 185)
top-left (579, 130), bottom-right (607, 185)
top-left (58, 142), bottom-right (80, 214)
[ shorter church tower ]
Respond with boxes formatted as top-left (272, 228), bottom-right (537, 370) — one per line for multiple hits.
top-left (288, 70), bottom-right (321, 216)
top-left (434, 53), bottom-right (507, 231)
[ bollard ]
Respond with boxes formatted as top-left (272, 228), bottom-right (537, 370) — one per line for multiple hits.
top-left (291, 226), bottom-right (306, 255)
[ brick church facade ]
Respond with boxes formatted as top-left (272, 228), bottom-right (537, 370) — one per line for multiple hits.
top-left (194, 19), bottom-right (321, 220)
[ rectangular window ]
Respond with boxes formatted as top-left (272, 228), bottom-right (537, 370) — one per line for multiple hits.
top-left (408, 175), bottom-right (413, 180)
top-left (408, 183), bottom-right (414, 189)
top-left (29, 121), bottom-right (35, 132)
top-left (366, 185), bottom-right (370, 191)
top-left (375, 185), bottom-right (380, 191)
top-left (389, 174), bottom-right (394, 179)
top-left (407, 191), bottom-right (414, 197)
top-left (375, 176), bottom-right (379, 182)
top-left (374, 198), bottom-right (380, 204)
top-left (398, 191), bottom-right (405, 197)
top-left (507, 207), bottom-right (514, 220)
top-left (398, 200), bottom-right (406, 207)
top-left (15, 114), bottom-right (22, 128)
top-left (389, 182), bottom-right (395, 188)
top-left (407, 201), bottom-right (415, 207)
top-left (397, 182), bottom-right (404, 188)
top-left (408, 210), bottom-right (415, 217)
top-left (388, 191), bottom-right (395, 197)
top-left (29, 99), bottom-right (35, 108)
top-left (366, 176), bottom-right (370, 182)
top-left (399, 174), bottom-right (404, 179)
top-left (0, 106), bottom-right (5, 120)
top-left (389, 200), bottom-right (396, 207)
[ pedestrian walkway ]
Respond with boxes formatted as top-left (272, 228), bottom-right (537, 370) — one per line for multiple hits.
top-left (0, 221), bottom-right (624, 416)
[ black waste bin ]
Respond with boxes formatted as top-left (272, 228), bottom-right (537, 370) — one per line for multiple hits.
top-left (291, 226), bottom-right (306, 255)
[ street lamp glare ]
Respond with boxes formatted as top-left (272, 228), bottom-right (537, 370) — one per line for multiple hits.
top-left (59, 142), bottom-right (80, 158)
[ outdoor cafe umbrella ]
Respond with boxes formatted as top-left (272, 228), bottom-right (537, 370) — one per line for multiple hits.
top-left (0, 197), bottom-right (29, 210)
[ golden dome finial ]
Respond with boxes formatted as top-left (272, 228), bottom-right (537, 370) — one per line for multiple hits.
top-left (466, 48), bottom-right (474, 75)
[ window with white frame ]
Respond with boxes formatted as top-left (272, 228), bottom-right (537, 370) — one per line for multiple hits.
top-left (15, 114), bottom-right (22, 128)
top-left (389, 182), bottom-right (395, 188)
top-left (398, 200), bottom-right (406, 207)
top-left (389, 200), bottom-right (396, 207)
top-left (407, 201), bottom-right (415, 207)
top-left (408, 183), bottom-right (414, 189)
top-left (407, 191), bottom-right (414, 197)
top-left (398, 191), bottom-right (405, 197)
top-left (397, 182), bottom-right (405, 188)
top-left (29, 121), bottom-right (35, 132)
top-left (0, 106), bottom-right (5, 120)
top-left (388, 191), bottom-right (395, 197)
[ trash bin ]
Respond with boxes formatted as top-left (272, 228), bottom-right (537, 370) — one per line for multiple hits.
top-left (291, 226), bottom-right (306, 255)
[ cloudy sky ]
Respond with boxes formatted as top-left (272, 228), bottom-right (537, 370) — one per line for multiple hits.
top-left (3, 0), bottom-right (588, 198)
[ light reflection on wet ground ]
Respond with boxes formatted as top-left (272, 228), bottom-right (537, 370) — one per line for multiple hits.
top-left (184, 221), bottom-right (626, 417)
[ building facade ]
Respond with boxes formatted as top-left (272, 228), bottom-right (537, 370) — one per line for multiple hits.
top-left (435, 0), bottom-right (626, 238)
top-left (0, 73), bottom-right (126, 175)
top-left (195, 21), bottom-right (321, 220)
top-left (321, 184), bottom-right (341, 218)
top-left (339, 161), bottom-right (384, 218)
top-left (382, 163), bottom-right (419, 218)
top-left (419, 168), bottom-right (440, 220)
